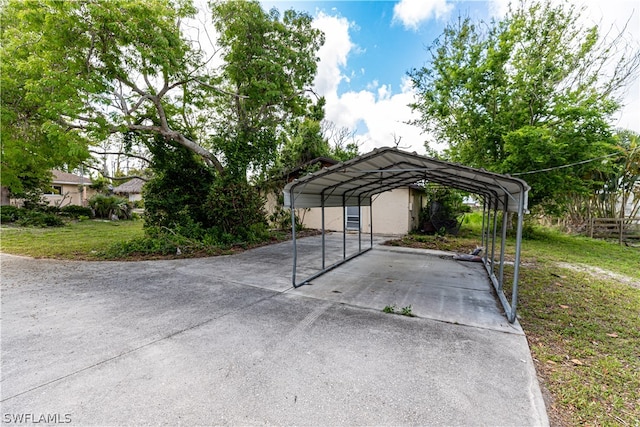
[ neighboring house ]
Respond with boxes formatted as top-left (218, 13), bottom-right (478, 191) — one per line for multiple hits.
top-left (113, 178), bottom-right (145, 203)
top-left (264, 157), bottom-right (426, 235)
top-left (41, 170), bottom-right (96, 207)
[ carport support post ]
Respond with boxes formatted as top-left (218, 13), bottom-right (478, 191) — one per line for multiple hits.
top-left (482, 197), bottom-right (490, 264)
top-left (509, 194), bottom-right (526, 323)
top-left (290, 187), bottom-right (297, 286)
top-left (498, 195), bottom-right (509, 291)
top-left (358, 195), bottom-right (362, 252)
top-left (342, 193), bottom-right (346, 260)
top-left (490, 197), bottom-right (499, 276)
top-left (370, 196), bottom-right (373, 248)
top-left (321, 191), bottom-right (326, 269)
top-left (481, 196), bottom-right (487, 256)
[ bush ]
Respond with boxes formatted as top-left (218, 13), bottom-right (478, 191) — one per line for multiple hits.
top-left (143, 139), bottom-right (216, 235)
top-left (17, 211), bottom-right (65, 227)
top-left (89, 194), bottom-right (132, 219)
top-left (60, 205), bottom-right (93, 219)
top-left (419, 185), bottom-right (470, 235)
top-left (204, 178), bottom-right (269, 244)
top-left (1, 206), bottom-right (23, 223)
top-left (268, 205), bottom-right (304, 231)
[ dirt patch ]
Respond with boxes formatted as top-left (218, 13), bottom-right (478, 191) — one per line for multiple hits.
top-left (383, 235), bottom-right (479, 254)
top-left (555, 262), bottom-right (640, 289)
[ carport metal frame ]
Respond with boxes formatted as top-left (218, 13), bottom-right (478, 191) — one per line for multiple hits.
top-left (284, 147), bottom-right (529, 323)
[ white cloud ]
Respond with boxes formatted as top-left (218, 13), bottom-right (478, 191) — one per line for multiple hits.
top-left (392, 0), bottom-right (454, 30)
top-left (312, 12), bottom-right (430, 154)
top-left (324, 80), bottom-right (431, 155)
top-left (312, 12), bottom-right (354, 95)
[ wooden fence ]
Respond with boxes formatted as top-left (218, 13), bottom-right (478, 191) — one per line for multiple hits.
top-left (589, 217), bottom-right (640, 244)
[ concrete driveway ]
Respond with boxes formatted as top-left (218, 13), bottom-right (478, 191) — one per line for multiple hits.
top-left (1, 233), bottom-right (548, 426)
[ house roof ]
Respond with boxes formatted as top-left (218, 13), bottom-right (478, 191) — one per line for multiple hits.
top-left (51, 170), bottom-right (92, 185)
top-left (112, 178), bottom-right (146, 194)
top-left (283, 147), bottom-right (530, 213)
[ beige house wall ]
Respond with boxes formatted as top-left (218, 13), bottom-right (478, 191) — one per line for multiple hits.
top-left (43, 184), bottom-right (96, 207)
top-left (264, 187), bottom-right (425, 235)
top-left (301, 188), bottom-right (424, 235)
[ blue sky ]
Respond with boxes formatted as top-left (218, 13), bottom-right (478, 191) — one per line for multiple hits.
top-left (253, 0), bottom-right (640, 154)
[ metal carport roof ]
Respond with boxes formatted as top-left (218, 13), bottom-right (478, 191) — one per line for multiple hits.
top-left (283, 147), bottom-right (530, 323)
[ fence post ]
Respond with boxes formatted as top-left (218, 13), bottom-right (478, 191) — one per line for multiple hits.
top-left (619, 217), bottom-right (624, 245)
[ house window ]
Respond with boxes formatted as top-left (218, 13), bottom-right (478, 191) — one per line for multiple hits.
top-left (345, 206), bottom-right (360, 230)
top-left (47, 185), bottom-right (63, 195)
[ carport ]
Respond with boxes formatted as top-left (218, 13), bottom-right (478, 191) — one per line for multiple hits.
top-left (283, 147), bottom-right (530, 323)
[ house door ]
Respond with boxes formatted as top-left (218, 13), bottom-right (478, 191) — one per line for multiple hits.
top-left (346, 206), bottom-right (360, 230)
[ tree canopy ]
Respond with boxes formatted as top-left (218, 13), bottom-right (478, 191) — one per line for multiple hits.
top-left (1, 0), bottom-right (325, 194)
top-left (409, 1), bottom-right (640, 211)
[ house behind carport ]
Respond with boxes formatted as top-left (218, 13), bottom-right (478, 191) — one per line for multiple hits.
top-left (266, 156), bottom-right (426, 235)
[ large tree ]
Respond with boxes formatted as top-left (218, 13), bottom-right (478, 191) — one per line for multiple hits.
top-left (1, 0), bottom-right (324, 193)
top-left (409, 1), bottom-right (640, 211)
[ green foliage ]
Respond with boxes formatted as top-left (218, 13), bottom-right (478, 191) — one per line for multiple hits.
top-left (90, 176), bottom-right (112, 194)
top-left (17, 211), bottom-right (65, 228)
top-left (0, 206), bottom-right (23, 223)
top-left (59, 205), bottom-right (93, 219)
top-left (205, 178), bottom-right (269, 244)
top-left (279, 118), bottom-right (331, 170)
top-left (100, 228), bottom-right (227, 258)
top-left (268, 206), bottom-right (305, 231)
top-left (409, 0), bottom-right (639, 211)
top-left (419, 185), bottom-right (470, 235)
top-left (382, 304), bottom-right (415, 317)
top-left (2, 0), bottom-right (324, 243)
top-left (210, 0), bottom-right (325, 179)
top-left (400, 305), bottom-right (414, 317)
top-left (88, 194), bottom-right (132, 220)
top-left (143, 138), bottom-right (217, 238)
top-left (588, 129), bottom-right (640, 219)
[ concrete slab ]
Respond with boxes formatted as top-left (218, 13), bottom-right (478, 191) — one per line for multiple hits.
top-left (289, 245), bottom-right (523, 334)
top-left (0, 233), bottom-right (548, 426)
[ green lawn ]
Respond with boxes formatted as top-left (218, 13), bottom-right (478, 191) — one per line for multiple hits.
top-left (0, 219), bottom-right (144, 259)
top-left (1, 217), bottom-right (638, 425)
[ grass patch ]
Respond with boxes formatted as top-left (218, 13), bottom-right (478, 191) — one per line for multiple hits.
top-left (521, 228), bottom-right (640, 280)
top-left (518, 263), bottom-right (639, 426)
top-left (1, 220), bottom-right (145, 259)
top-left (0, 220), bottom-right (320, 260)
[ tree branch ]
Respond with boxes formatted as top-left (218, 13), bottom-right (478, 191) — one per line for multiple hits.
top-left (127, 124), bottom-right (224, 173)
top-left (89, 150), bottom-right (151, 163)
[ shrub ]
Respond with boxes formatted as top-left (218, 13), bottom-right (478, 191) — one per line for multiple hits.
top-left (419, 185), bottom-right (470, 235)
top-left (143, 139), bottom-right (216, 234)
top-left (1, 206), bottom-right (23, 223)
top-left (60, 205), bottom-right (93, 219)
top-left (268, 205), bottom-right (305, 231)
top-left (204, 178), bottom-right (269, 244)
top-left (89, 194), bottom-right (132, 219)
top-left (17, 211), bottom-right (65, 227)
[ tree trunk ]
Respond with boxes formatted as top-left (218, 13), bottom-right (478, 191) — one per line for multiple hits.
top-left (1, 186), bottom-right (11, 206)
